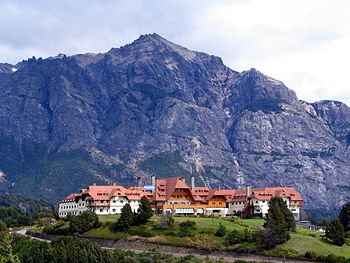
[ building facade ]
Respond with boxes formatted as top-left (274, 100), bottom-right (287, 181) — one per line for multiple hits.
top-left (58, 176), bottom-right (304, 220)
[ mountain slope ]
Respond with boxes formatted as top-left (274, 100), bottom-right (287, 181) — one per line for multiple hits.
top-left (0, 33), bottom-right (349, 217)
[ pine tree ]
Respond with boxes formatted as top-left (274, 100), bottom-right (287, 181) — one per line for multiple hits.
top-left (339, 202), bottom-right (350, 232)
top-left (136, 196), bottom-right (153, 225)
top-left (263, 197), bottom-right (290, 248)
top-left (276, 197), bottom-right (296, 232)
top-left (326, 219), bottom-right (345, 246)
top-left (116, 203), bottom-right (134, 230)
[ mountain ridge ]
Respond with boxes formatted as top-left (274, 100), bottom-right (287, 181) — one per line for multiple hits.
top-left (0, 33), bottom-right (349, 218)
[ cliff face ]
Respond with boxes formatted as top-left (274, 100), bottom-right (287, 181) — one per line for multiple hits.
top-left (0, 33), bottom-right (349, 216)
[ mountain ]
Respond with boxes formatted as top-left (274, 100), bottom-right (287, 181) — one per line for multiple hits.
top-left (0, 33), bottom-right (349, 217)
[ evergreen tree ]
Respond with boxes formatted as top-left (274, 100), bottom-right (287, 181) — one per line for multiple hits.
top-left (326, 219), bottom-right (345, 246)
top-left (339, 202), bottom-right (350, 232)
top-left (276, 197), bottom-right (296, 232)
top-left (116, 203), bottom-right (134, 230)
top-left (263, 197), bottom-right (290, 248)
top-left (135, 196), bottom-right (153, 224)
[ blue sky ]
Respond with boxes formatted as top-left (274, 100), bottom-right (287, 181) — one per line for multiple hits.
top-left (1, 0), bottom-right (350, 104)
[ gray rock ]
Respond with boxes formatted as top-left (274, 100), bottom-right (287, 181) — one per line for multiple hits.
top-left (0, 33), bottom-right (348, 217)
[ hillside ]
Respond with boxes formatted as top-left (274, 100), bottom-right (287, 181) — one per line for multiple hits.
top-left (0, 34), bottom-right (349, 216)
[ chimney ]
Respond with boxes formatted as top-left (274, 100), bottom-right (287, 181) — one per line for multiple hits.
top-left (246, 185), bottom-right (252, 200)
top-left (190, 176), bottom-right (195, 191)
top-left (112, 182), bottom-right (116, 186)
top-left (137, 177), bottom-right (142, 187)
top-left (151, 176), bottom-right (156, 187)
top-left (93, 183), bottom-right (96, 186)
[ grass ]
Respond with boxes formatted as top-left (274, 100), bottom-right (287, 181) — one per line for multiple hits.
top-left (52, 215), bottom-right (350, 259)
top-left (269, 226), bottom-right (350, 258)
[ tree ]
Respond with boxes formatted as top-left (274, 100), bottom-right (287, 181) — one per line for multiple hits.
top-left (0, 221), bottom-right (20, 263)
top-left (276, 197), bottom-right (296, 232)
top-left (69, 210), bottom-right (100, 234)
top-left (326, 219), bottom-right (345, 246)
top-left (215, 223), bottom-right (226, 237)
top-left (116, 204), bottom-right (134, 231)
top-left (339, 202), bottom-right (350, 232)
top-left (263, 197), bottom-right (290, 248)
top-left (135, 196), bottom-right (153, 225)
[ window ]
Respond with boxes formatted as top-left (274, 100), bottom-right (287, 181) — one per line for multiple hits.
top-left (256, 201), bottom-right (258, 204)
top-left (112, 209), bottom-right (116, 212)
top-left (113, 200), bottom-right (116, 203)
top-left (219, 202), bottom-right (222, 205)
top-left (120, 200), bottom-right (124, 203)
top-left (100, 209), bottom-right (103, 213)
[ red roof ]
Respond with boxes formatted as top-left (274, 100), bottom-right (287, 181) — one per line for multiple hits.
top-left (153, 177), bottom-right (205, 202)
top-left (249, 187), bottom-right (303, 202)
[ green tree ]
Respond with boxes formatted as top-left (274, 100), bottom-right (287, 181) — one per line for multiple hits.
top-left (326, 219), bottom-right (345, 246)
top-left (69, 210), bottom-right (100, 234)
top-left (135, 196), bottom-right (153, 225)
top-left (116, 204), bottom-right (134, 231)
top-left (339, 202), bottom-right (350, 232)
top-left (276, 197), bottom-right (296, 232)
top-left (215, 223), bottom-right (226, 237)
top-left (0, 220), bottom-right (20, 263)
top-left (263, 197), bottom-right (290, 248)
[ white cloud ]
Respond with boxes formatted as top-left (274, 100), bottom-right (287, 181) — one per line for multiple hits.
top-left (0, 0), bottom-right (350, 104)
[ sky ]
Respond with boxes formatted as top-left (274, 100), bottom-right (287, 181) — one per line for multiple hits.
top-left (1, 0), bottom-right (350, 104)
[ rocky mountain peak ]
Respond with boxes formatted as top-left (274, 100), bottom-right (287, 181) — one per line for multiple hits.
top-left (0, 34), bottom-right (349, 218)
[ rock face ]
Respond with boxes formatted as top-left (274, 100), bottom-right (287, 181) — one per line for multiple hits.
top-left (0, 33), bottom-right (349, 216)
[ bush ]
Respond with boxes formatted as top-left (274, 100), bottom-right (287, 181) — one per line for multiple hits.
top-left (178, 220), bottom-right (196, 237)
top-left (69, 211), bottom-right (100, 234)
top-left (304, 251), bottom-right (317, 260)
top-left (215, 223), bottom-right (226, 237)
top-left (226, 230), bottom-right (241, 245)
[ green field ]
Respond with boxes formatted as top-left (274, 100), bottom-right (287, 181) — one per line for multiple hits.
top-left (49, 215), bottom-right (350, 259)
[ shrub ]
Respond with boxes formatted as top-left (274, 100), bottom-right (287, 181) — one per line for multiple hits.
top-left (226, 230), bottom-right (241, 245)
top-left (215, 223), bottom-right (226, 237)
top-left (178, 220), bottom-right (196, 237)
top-left (304, 251), bottom-right (317, 260)
top-left (69, 211), bottom-right (100, 234)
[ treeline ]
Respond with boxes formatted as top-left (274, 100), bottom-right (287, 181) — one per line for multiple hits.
top-left (0, 193), bottom-right (55, 216)
top-left (0, 193), bottom-right (55, 228)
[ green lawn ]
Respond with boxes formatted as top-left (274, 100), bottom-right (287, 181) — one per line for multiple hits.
top-left (270, 226), bottom-right (350, 258)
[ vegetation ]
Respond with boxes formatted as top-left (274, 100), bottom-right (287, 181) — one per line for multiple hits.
top-left (135, 196), bottom-right (153, 224)
top-left (326, 219), bottom-right (346, 246)
top-left (14, 236), bottom-right (115, 263)
top-left (0, 136), bottom-right (132, 201)
top-left (0, 220), bottom-right (20, 263)
top-left (114, 204), bottom-right (134, 231)
top-left (262, 197), bottom-right (294, 248)
top-left (28, 213), bottom-right (350, 260)
top-left (215, 223), bottom-right (226, 237)
top-left (339, 202), bottom-right (350, 232)
top-left (69, 211), bottom-right (101, 234)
